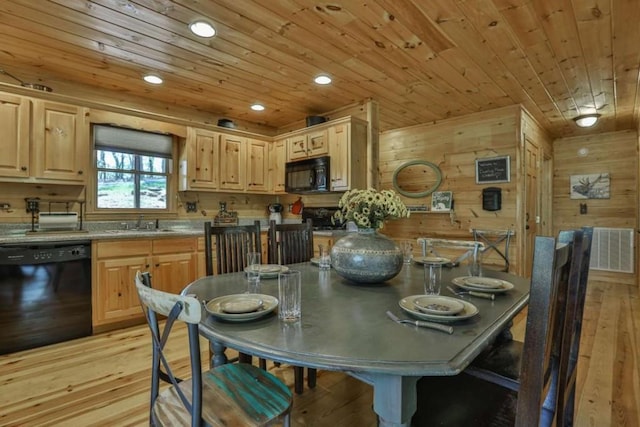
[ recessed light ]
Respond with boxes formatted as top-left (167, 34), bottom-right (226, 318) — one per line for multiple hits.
top-left (143, 74), bottom-right (163, 85)
top-left (251, 104), bottom-right (265, 111)
top-left (189, 20), bottom-right (216, 38)
top-left (314, 74), bottom-right (332, 85)
top-left (573, 114), bottom-right (600, 128)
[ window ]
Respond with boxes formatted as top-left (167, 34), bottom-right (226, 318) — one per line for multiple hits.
top-left (94, 125), bottom-right (173, 210)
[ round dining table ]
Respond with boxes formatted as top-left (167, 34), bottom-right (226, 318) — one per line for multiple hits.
top-left (183, 262), bottom-right (530, 427)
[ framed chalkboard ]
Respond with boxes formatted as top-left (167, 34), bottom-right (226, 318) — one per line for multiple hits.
top-left (475, 155), bottom-right (511, 184)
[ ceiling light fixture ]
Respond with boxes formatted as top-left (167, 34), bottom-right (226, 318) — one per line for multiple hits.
top-left (143, 74), bottom-right (163, 85)
top-left (573, 114), bottom-right (600, 128)
top-left (189, 20), bottom-right (216, 38)
top-left (251, 104), bottom-right (265, 111)
top-left (314, 74), bottom-right (332, 85)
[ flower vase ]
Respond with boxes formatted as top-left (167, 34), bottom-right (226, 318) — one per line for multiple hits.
top-left (330, 228), bottom-right (403, 284)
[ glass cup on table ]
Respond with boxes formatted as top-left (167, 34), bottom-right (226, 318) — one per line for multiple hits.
top-left (400, 240), bottom-right (413, 264)
top-left (278, 270), bottom-right (301, 321)
top-left (246, 251), bottom-right (261, 294)
top-left (318, 244), bottom-right (331, 269)
top-left (423, 262), bottom-right (442, 295)
top-left (467, 247), bottom-right (483, 277)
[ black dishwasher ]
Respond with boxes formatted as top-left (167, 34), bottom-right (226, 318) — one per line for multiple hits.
top-left (0, 241), bottom-right (92, 355)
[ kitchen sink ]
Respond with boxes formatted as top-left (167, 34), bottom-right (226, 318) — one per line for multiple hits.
top-left (103, 228), bottom-right (177, 234)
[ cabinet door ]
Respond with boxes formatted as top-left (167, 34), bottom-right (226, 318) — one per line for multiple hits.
top-left (219, 133), bottom-right (246, 190)
top-left (186, 127), bottom-right (219, 190)
top-left (287, 134), bottom-right (308, 161)
top-left (246, 139), bottom-right (269, 193)
top-left (272, 139), bottom-right (287, 194)
top-left (328, 122), bottom-right (350, 191)
top-left (152, 252), bottom-right (198, 294)
top-left (0, 93), bottom-right (30, 178)
top-left (32, 100), bottom-right (88, 182)
top-left (94, 256), bottom-right (149, 326)
top-left (307, 129), bottom-right (329, 157)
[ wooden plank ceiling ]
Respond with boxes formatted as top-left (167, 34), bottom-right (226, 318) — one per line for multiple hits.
top-left (0, 0), bottom-right (638, 137)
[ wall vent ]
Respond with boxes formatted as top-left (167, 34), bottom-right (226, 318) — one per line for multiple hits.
top-left (590, 227), bottom-right (634, 273)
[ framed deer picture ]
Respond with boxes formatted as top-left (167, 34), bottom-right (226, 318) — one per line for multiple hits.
top-left (570, 173), bottom-right (610, 199)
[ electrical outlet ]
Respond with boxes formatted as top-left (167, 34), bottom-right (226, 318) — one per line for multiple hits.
top-left (185, 202), bottom-right (197, 213)
top-left (0, 203), bottom-right (10, 209)
top-left (579, 203), bottom-right (587, 214)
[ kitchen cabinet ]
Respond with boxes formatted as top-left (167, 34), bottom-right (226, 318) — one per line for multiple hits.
top-left (271, 138), bottom-right (287, 194)
top-left (32, 100), bottom-right (89, 182)
top-left (179, 127), bottom-right (220, 191)
top-left (219, 133), bottom-right (246, 191)
top-left (246, 138), bottom-right (270, 193)
top-left (0, 92), bottom-right (30, 178)
top-left (328, 118), bottom-right (367, 192)
top-left (93, 237), bottom-right (197, 330)
top-left (287, 128), bottom-right (328, 161)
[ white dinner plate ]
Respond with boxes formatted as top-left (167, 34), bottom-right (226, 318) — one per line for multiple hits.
top-left (310, 257), bottom-right (332, 267)
top-left (412, 295), bottom-right (465, 316)
top-left (452, 276), bottom-right (515, 294)
top-left (244, 264), bottom-right (289, 279)
top-left (399, 295), bottom-right (478, 323)
top-left (204, 294), bottom-right (278, 322)
top-left (413, 256), bottom-right (452, 265)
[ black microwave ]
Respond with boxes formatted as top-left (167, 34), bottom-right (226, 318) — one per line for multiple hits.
top-left (285, 156), bottom-right (330, 193)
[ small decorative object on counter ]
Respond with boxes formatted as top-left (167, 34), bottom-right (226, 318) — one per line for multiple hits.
top-left (213, 201), bottom-right (238, 226)
top-left (331, 189), bottom-right (410, 284)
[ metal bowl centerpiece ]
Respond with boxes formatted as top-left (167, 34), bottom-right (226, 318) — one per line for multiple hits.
top-left (330, 189), bottom-right (410, 284)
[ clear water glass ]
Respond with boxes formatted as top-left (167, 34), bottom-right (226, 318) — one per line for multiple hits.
top-left (278, 270), bottom-right (301, 320)
top-left (424, 263), bottom-right (442, 295)
top-left (246, 251), bottom-right (261, 293)
top-left (318, 244), bottom-right (331, 269)
top-left (400, 240), bottom-right (413, 264)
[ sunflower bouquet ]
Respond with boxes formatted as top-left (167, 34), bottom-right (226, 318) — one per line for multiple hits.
top-left (333, 188), bottom-right (410, 230)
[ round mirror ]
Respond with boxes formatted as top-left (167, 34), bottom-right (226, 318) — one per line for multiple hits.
top-left (392, 160), bottom-right (442, 198)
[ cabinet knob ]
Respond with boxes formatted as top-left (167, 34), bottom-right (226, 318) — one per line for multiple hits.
top-left (77, 170), bottom-right (83, 175)
top-left (21, 166), bottom-right (27, 171)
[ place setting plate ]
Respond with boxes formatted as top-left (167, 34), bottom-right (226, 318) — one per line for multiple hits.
top-left (399, 295), bottom-right (479, 323)
top-left (451, 276), bottom-right (514, 294)
top-left (413, 256), bottom-right (452, 265)
top-left (310, 257), bottom-right (331, 267)
top-left (244, 264), bottom-right (289, 279)
top-left (204, 293), bottom-right (278, 322)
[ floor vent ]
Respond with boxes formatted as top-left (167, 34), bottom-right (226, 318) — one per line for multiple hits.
top-left (590, 227), bottom-right (634, 273)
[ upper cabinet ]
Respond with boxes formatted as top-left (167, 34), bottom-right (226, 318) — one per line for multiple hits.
top-left (32, 100), bottom-right (89, 182)
top-left (271, 138), bottom-right (287, 194)
top-left (219, 133), bottom-right (247, 191)
top-left (328, 118), bottom-right (368, 192)
top-left (0, 94), bottom-right (88, 183)
top-left (0, 92), bottom-right (30, 178)
top-left (179, 127), bottom-right (220, 191)
top-left (287, 128), bottom-right (329, 161)
top-left (246, 138), bottom-right (270, 193)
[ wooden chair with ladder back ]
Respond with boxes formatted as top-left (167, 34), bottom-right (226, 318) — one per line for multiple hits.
top-left (267, 218), bottom-right (317, 394)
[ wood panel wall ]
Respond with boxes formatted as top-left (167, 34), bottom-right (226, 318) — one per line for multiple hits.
top-left (553, 129), bottom-right (639, 285)
top-left (378, 105), bottom-right (522, 270)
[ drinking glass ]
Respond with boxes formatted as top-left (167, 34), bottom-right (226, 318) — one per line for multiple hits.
top-left (278, 270), bottom-right (301, 320)
top-left (424, 262), bottom-right (442, 295)
top-left (400, 240), bottom-right (413, 264)
top-left (318, 244), bottom-right (331, 269)
top-left (246, 251), bottom-right (261, 293)
top-left (468, 247), bottom-right (483, 277)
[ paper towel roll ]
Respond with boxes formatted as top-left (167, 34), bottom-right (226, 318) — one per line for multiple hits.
top-left (39, 212), bottom-right (78, 230)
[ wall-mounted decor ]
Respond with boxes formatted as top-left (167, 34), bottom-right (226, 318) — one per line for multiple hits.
top-left (392, 160), bottom-right (442, 198)
top-left (475, 156), bottom-right (511, 184)
top-left (570, 173), bottom-right (610, 199)
top-left (431, 191), bottom-right (453, 212)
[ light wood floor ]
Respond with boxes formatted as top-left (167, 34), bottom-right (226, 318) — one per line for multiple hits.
top-left (0, 281), bottom-right (638, 426)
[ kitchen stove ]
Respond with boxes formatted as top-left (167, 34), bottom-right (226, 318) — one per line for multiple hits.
top-left (302, 206), bottom-right (344, 230)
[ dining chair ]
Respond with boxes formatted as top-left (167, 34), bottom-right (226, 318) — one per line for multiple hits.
top-left (416, 237), bottom-right (484, 269)
top-left (472, 228), bottom-right (514, 272)
top-left (267, 218), bottom-right (317, 395)
top-left (134, 271), bottom-right (293, 427)
top-left (204, 220), bottom-right (262, 276)
top-left (204, 220), bottom-right (263, 365)
top-left (555, 226), bottom-right (593, 426)
top-left (411, 231), bottom-right (582, 426)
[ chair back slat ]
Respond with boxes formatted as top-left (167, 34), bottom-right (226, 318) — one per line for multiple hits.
top-left (472, 228), bottom-right (513, 272)
top-left (205, 221), bottom-right (262, 275)
top-left (515, 231), bottom-right (583, 427)
top-left (556, 226), bottom-right (593, 426)
top-left (417, 237), bottom-right (484, 266)
top-left (268, 219), bottom-right (314, 265)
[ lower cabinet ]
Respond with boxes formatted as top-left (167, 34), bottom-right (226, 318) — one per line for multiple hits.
top-left (92, 237), bottom-right (197, 331)
top-left (314, 235), bottom-right (334, 258)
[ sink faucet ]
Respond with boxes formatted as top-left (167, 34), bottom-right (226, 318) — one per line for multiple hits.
top-left (136, 214), bottom-right (144, 229)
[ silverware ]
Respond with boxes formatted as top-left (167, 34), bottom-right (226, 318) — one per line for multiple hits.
top-left (447, 286), bottom-right (495, 300)
top-left (386, 311), bottom-right (454, 334)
